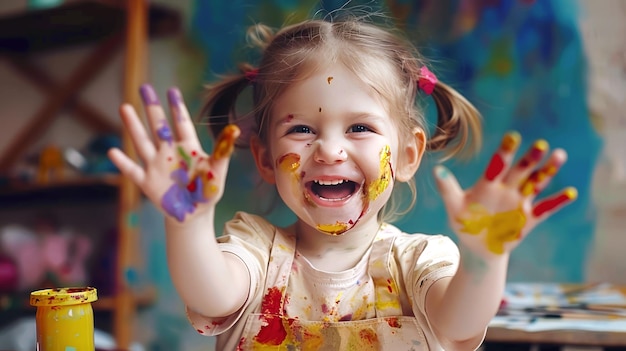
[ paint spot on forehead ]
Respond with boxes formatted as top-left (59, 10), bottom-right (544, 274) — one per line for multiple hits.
top-left (319, 107), bottom-right (322, 113)
top-left (327, 76), bottom-right (333, 84)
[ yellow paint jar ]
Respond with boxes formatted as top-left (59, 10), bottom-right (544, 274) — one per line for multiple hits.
top-left (30, 287), bottom-right (98, 351)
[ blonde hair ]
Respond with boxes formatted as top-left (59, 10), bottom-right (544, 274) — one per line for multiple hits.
top-left (200, 17), bottom-right (482, 223)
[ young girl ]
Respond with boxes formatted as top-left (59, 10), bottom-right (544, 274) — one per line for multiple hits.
top-left (108, 17), bottom-right (577, 351)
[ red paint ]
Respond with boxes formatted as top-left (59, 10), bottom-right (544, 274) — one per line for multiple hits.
top-left (321, 303), bottom-right (329, 313)
top-left (386, 317), bottom-right (401, 328)
top-left (287, 114), bottom-right (294, 121)
top-left (206, 171), bottom-right (214, 180)
top-left (532, 193), bottom-right (571, 217)
top-left (191, 150), bottom-right (197, 157)
top-left (236, 338), bottom-right (246, 351)
top-left (255, 287), bottom-right (288, 345)
top-left (167, 157), bottom-right (172, 162)
top-left (186, 178), bottom-right (197, 192)
top-left (255, 315), bottom-right (287, 345)
top-left (261, 287), bottom-right (282, 314)
top-left (197, 329), bottom-right (204, 334)
top-left (485, 154), bottom-right (504, 181)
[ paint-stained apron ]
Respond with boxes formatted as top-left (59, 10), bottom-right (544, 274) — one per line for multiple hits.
top-left (237, 227), bottom-right (429, 350)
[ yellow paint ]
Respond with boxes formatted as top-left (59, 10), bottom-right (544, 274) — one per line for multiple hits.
top-left (520, 163), bottom-right (559, 196)
top-left (278, 153), bottom-right (301, 173)
top-left (317, 221), bottom-right (349, 235)
top-left (213, 124), bottom-right (240, 160)
top-left (203, 182), bottom-right (219, 199)
top-left (457, 204), bottom-right (527, 254)
top-left (366, 145), bottom-right (393, 201)
top-left (564, 187), bottom-right (578, 200)
top-left (500, 131), bottom-right (520, 152)
top-left (30, 287), bottom-right (98, 351)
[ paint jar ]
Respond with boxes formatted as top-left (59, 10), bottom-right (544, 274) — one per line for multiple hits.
top-left (30, 287), bottom-right (98, 351)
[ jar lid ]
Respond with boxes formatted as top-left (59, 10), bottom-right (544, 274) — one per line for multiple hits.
top-left (30, 287), bottom-right (98, 306)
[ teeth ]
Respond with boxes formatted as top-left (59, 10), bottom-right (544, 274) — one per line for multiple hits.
top-left (315, 179), bottom-right (348, 186)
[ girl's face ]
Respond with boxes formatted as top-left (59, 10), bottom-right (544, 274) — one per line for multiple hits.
top-left (252, 63), bottom-right (417, 236)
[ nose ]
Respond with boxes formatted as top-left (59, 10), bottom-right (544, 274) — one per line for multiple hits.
top-left (312, 139), bottom-right (347, 164)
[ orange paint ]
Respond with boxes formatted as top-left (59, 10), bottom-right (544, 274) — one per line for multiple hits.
top-left (213, 124), bottom-right (240, 160)
top-left (317, 221), bottom-right (350, 235)
top-left (532, 187), bottom-right (577, 217)
top-left (327, 76), bottom-right (333, 84)
top-left (500, 131), bottom-right (521, 152)
top-left (520, 161), bottom-right (560, 196)
top-left (278, 153), bottom-right (300, 173)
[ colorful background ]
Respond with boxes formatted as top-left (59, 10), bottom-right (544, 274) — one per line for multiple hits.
top-left (132, 0), bottom-right (619, 349)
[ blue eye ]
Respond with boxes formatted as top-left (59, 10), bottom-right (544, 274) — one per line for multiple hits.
top-left (288, 125), bottom-right (313, 134)
top-left (348, 124), bottom-right (371, 133)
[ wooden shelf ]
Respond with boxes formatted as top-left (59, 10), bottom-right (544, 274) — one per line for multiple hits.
top-left (0, 174), bottom-right (122, 208)
top-left (0, 0), bottom-right (182, 54)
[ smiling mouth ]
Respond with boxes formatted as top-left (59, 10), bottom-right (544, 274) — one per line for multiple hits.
top-left (307, 179), bottom-right (359, 201)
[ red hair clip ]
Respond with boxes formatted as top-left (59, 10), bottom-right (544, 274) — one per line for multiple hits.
top-left (245, 68), bottom-right (259, 82)
top-left (418, 66), bottom-right (437, 95)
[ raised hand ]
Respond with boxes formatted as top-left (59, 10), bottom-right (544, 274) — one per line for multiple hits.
top-left (107, 84), bottom-right (240, 222)
top-left (434, 132), bottom-right (577, 256)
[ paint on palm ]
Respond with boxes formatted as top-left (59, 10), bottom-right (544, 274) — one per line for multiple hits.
top-left (161, 126), bottom-right (238, 222)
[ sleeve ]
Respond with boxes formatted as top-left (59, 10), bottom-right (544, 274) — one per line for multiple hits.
top-left (395, 233), bottom-right (464, 347)
top-left (185, 212), bottom-right (274, 336)
top-left (405, 234), bottom-right (460, 316)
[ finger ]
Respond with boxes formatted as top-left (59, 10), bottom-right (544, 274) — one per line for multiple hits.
top-left (107, 147), bottom-right (146, 185)
top-left (531, 187), bottom-right (577, 221)
top-left (433, 165), bottom-right (464, 215)
top-left (167, 87), bottom-right (201, 148)
top-left (119, 103), bottom-right (156, 162)
top-left (519, 149), bottom-right (567, 197)
top-left (503, 139), bottom-right (550, 187)
top-left (198, 125), bottom-right (241, 199)
top-left (139, 84), bottom-right (174, 148)
top-left (482, 131), bottom-right (521, 183)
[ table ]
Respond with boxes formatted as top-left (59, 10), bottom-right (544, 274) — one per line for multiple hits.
top-left (484, 284), bottom-right (626, 350)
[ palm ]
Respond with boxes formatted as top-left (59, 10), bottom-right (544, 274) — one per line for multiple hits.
top-left (435, 133), bottom-right (577, 256)
top-left (108, 85), bottom-right (239, 222)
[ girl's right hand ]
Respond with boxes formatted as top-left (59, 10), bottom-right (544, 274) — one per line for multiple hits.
top-left (107, 84), bottom-right (240, 222)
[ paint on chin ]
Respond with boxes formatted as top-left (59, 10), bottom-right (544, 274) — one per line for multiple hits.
top-left (316, 145), bottom-right (393, 235)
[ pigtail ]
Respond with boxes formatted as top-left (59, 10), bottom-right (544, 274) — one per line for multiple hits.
top-left (427, 81), bottom-right (482, 160)
top-left (199, 63), bottom-right (257, 148)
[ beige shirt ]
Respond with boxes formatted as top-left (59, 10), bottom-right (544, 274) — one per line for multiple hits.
top-left (187, 212), bottom-right (467, 350)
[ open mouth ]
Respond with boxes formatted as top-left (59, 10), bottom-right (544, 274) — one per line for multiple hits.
top-left (307, 179), bottom-right (359, 201)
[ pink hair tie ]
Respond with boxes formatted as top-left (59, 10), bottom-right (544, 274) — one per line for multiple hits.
top-left (418, 66), bottom-right (437, 95)
top-left (245, 68), bottom-right (259, 82)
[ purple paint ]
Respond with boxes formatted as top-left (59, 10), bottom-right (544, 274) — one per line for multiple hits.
top-left (167, 87), bottom-right (184, 122)
top-left (139, 84), bottom-right (160, 105)
top-left (161, 169), bottom-right (207, 222)
top-left (157, 123), bottom-right (173, 145)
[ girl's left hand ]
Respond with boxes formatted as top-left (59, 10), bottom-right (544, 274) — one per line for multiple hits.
top-left (434, 132), bottom-right (577, 257)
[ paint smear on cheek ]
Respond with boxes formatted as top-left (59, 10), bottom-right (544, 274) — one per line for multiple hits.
top-left (366, 145), bottom-right (394, 201)
top-left (277, 153), bottom-right (301, 173)
top-left (457, 204), bottom-right (526, 254)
